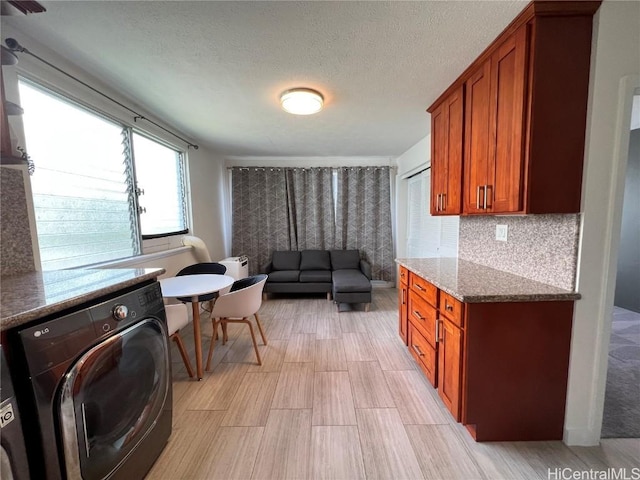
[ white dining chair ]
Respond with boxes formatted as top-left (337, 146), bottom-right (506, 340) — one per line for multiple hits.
top-left (164, 303), bottom-right (195, 378)
top-left (205, 274), bottom-right (268, 369)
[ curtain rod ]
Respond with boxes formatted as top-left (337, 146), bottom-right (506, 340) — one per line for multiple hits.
top-left (228, 166), bottom-right (397, 171)
top-left (4, 37), bottom-right (199, 150)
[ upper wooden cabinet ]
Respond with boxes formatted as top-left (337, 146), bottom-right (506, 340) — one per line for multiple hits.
top-left (428, 0), bottom-right (601, 215)
top-left (430, 86), bottom-right (463, 215)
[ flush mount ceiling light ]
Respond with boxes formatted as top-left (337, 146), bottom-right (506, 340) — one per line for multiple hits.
top-left (280, 88), bottom-right (324, 115)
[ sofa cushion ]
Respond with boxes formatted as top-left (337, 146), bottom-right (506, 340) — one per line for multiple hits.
top-left (332, 269), bottom-right (372, 293)
top-left (299, 270), bottom-right (332, 283)
top-left (300, 250), bottom-right (331, 271)
top-left (267, 270), bottom-right (300, 283)
top-left (330, 250), bottom-right (361, 270)
top-left (272, 251), bottom-right (301, 271)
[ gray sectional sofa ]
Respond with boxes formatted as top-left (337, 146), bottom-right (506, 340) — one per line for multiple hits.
top-left (263, 250), bottom-right (372, 311)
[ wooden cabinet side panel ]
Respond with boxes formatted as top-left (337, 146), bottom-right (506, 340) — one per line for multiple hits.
top-left (463, 62), bottom-right (492, 214)
top-left (463, 301), bottom-right (574, 441)
top-left (489, 26), bottom-right (528, 213)
top-left (526, 16), bottom-right (594, 213)
top-left (399, 284), bottom-right (408, 345)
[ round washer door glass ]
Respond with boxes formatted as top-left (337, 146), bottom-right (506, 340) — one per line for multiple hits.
top-left (58, 318), bottom-right (170, 480)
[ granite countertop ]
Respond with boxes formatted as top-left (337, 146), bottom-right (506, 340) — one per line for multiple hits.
top-left (0, 268), bottom-right (165, 331)
top-left (396, 257), bottom-right (580, 303)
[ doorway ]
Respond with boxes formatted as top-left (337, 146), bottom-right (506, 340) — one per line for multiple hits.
top-left (601, 93), bottom-right (640, 438)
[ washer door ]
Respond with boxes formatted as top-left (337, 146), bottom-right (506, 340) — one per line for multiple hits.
top-left (58, 318), bottom-right (170, 480)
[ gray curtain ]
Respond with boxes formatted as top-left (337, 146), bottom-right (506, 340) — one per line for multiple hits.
top-left (286, 168), bottom-right (335, 250)
top-left (231, 167), bottom-right (294, 274)
top-left (231, 167), bottom-right (335, 274)
top-left (335, 167), bottom-right (395, 282)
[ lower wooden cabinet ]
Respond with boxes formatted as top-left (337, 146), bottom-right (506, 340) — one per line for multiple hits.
top-left (398, 268), bottom-right (574, 441)
top-left (437, 316), bottom-right (462, 421)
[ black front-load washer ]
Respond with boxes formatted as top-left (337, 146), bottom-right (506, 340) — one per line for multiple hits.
top-left (7, 281), bottom-right (172, 480)
top-left (0, 347), bottom-right (31, 480)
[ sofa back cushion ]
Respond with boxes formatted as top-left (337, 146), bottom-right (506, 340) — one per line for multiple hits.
top-left (330, 250), bottom-right (361, 270)
top-left (272, 251), bottom-right (301, 271)
top-left (300, 250), bottom-right (331, 271)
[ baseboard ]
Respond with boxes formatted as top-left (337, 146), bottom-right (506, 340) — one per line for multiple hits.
top-left (563, 426), bottom-right (601, 446)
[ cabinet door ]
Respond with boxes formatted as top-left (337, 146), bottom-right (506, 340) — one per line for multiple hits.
top-left (430, 101), bottom-right (446, 215)
top-left (463, 61), bottom-right (492, 214)
top-left (443, 87), bottom-right (464, 214)
top-left (398, 283), bottom-right (408, 345)
top-left (438, 317), bottom-right (463, 421)
top-left (488, 26), bottom-right (528, 213)
top-left (431, 88), bottom-right (463, 215)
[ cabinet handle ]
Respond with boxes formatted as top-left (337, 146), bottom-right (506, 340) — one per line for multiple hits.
top-left (414, 283), bottom-right (425, 291)
top-left (442, 193), bottom-right (446, 211)
top-left (412, 344), bottom-right (425, 357)
top-left (476, 185), bottom-right (485, 209)
top-left (412, 310), bottom-right (424, 321)
top-left (445, 302), bottom-right (453, 312)
top-left (402, 289), bottom-right (406, 305)
top-left (437, 320), bottom-right (443, 342)
top-left (484, 184), bottom-right (489, 210)
top-left (485, 184), bottom-right (491, 209)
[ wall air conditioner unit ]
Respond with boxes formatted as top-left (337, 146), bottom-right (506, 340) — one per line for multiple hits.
top-left (218, 255), bottom-right (248, 280)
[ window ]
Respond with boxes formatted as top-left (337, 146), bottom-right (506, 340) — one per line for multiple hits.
top-left (18, 79), bottom-right (188, 270)
top-left (406, 169), bottom-right (458, 258)
top-left (132, 133), bottom-right (187, 238)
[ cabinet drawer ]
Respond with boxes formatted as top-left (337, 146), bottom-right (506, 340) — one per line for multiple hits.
top-left (399, 266), bottom-right (409, 286)
top-left (408, 290), bottom-right (438, 349)
top-left (409, 274), bottom-right (437, 307)
top-left (408, 323), bottom-right (437, 387)
top-left (440, 291), bottom-right (464, 328)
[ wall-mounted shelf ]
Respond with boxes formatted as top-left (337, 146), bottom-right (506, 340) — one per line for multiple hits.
top-left (0, 154), bottom-right (28, 166)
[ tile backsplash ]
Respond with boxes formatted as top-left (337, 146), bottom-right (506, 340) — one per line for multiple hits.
top-left (458, 214), bottom-right (580, 291)
top-left (1, 168), bottom-right (35, 275)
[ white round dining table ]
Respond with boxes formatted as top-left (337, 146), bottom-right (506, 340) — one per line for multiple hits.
top-left (160, 274), bottom-right (234, 380)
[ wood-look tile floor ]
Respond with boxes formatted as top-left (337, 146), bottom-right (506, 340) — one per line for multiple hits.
top-left (147, 289), bottom-right (640, 480)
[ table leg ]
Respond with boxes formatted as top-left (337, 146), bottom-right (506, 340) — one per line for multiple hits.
top-left (191, 296), bottom-right (203, 380)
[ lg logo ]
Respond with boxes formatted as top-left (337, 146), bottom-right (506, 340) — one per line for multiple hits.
top-left (0, 403), bottom-right (15, 428)
top-left (33, 327), bottom-right (50, 338)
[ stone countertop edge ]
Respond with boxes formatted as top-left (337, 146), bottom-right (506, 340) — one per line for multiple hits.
top-left (395, 258), bottom-right (580, 304)
top-left (1, 268), bottom-right (166, 332)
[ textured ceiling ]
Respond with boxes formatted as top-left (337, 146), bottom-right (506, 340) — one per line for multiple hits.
top-left (2, 1), bottom-right (529, 157)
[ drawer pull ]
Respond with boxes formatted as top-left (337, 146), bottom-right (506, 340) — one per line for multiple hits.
top-left (414, 284), bottom-right (425, 291)
top-left (445, 302), bottom-right (453, 311)
top-left (412, 310), bottom-right (424, 321)
top-left (411, 344), bottom-right (425, 357)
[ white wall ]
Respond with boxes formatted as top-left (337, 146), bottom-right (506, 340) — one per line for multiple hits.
top-left (187, 147), bottom-right (228, 261)
top-left (395, 135), bottom-right (430, 260)
top-left (564, 0), bottom-right (640, 445)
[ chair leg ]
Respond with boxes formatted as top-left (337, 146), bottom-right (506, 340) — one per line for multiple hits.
top-left (171, 332), bottom-right (194, 378)
top-left (206, 318), bottom-right (221, 372)
top-left (242, 318), bottom-right (262, 365)
top-left (254, 313), bottom-right (267, 345)
top-left (222, 321), bottom-right (229, 344)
